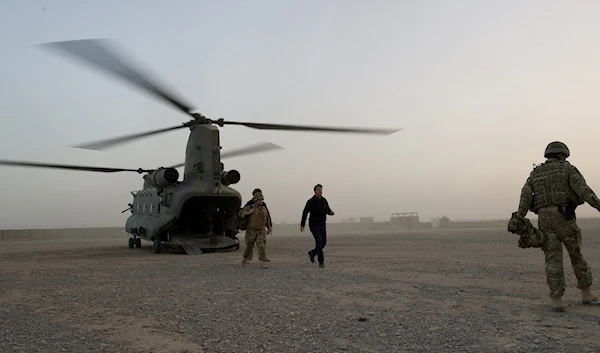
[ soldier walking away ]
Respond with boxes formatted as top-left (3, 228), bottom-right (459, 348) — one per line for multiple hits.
top-left (301, 184), bottom-right (334, 268)
top-left (240, 191), bottom-right (272, 268)
top-left (244, 188), bottom-right (273, 230)
top-left (516, 141), bottom-right (600, 312)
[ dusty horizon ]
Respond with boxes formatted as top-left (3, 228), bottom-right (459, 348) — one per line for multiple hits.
top-left (2, 2), bottom-right (600, 228)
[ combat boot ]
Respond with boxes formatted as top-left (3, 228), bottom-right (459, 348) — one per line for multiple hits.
top-left (550, 298), bottom-right (564, 312)
top-left (581, 288), bottom-right (598, 305)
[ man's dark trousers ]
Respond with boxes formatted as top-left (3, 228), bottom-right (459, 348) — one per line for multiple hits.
top-left (309, 224), bottom-right (327, 264)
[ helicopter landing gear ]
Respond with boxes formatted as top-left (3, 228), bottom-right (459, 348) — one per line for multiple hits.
top-left (152, 235), bottom-right (162, 254)
top-left (128, 235), bottom-right (142, 249)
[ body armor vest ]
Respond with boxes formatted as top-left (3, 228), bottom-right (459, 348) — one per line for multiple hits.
top-left (247, 204), bottom-right (268, 229)
top-left (530, 160), bottom-right (583, 212)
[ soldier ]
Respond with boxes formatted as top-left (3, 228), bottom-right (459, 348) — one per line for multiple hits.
top-left (244, 188), bottom-right (273, 230)
top-left (240, 191), bottom-right (272, 268)
top-left (516, 141), bottom-right (600, 311)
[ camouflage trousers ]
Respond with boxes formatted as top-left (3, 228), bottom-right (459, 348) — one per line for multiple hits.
top-left (539, 209), bottom-right (593, 299)
top-left (242, 227), bottom-right (268, 262)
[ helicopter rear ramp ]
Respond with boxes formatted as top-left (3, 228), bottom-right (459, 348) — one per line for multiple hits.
top-left (161, 234), bottom-right (239, 255)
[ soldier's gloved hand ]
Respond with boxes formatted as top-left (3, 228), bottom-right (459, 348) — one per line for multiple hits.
top-left (507, 212), bottom-right (521, 234)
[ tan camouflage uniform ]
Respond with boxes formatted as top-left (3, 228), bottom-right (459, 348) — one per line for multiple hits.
top-left (517, 141), bottom-right (600, 311)
top-left (241, 192), bottom-right (272, 267)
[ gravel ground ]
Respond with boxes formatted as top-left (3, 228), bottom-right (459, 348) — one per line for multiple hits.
top-left (1, 227), bottom-right (600, 353)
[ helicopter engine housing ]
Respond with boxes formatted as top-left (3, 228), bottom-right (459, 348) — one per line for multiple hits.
top-left (220, 169), bottom-right (240, 186)
top-left (145, 167), bottom-right (179, 188)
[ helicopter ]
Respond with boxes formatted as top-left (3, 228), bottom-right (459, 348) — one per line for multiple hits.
top-left (0, 38), bottom-right (402, 255)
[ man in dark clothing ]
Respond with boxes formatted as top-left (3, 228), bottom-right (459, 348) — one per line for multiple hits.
top-left (300, 184), bottom-right (334, 268)
top-left (245, 188), bottom-right (273, 229)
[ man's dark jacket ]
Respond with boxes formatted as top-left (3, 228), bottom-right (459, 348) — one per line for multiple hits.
top-left (301, 195), bottom-right (333, 228)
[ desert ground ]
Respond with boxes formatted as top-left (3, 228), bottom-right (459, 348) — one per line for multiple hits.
top-left (1, 225), bottom-right (600, 353)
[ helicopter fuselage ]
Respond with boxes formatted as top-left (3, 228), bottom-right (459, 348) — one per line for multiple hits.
top-left (125, 124), bottom-right (243, 254)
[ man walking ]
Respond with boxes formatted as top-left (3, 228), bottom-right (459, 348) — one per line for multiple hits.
top-left (301, 184), bottom-right (334, 268)
top-left (515, 141), bottom-right (600, 311)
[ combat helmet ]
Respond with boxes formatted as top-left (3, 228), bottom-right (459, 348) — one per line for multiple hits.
top-left (544, 141), bottom-right (570, 158)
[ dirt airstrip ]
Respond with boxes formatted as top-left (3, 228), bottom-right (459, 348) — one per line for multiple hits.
top-left (1, 226), bottom-right (600, 353)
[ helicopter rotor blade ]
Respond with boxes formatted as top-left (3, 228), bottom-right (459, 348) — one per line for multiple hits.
top-left (71, 124), bottom-right (188, 151)
top-left (167, 142), bottom-right (284, 169)
top-left (221, 141), bottom-right (284, 159)
top-left (37, 38), bottom-right (402, 154)
top-left (221, 121), bottom-right (402, 135)
top-left (0, 160), bottom-right (148, 173)
top-left (37, 38), bottom-right (198, 119)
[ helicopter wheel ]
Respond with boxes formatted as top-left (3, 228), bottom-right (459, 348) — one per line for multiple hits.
top-left (152, 236), bottom-right (161, 254)
top-left (135, 237), bottom-right (141, 248)
top-left (128, 238), bottom-right (134, 249)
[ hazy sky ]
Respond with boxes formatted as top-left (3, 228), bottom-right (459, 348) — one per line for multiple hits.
top-left (1, 1), bottom-right (600, 228)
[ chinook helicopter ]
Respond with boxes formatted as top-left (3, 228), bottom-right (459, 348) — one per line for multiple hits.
top-left (0, 38), bottom-right (402, 255)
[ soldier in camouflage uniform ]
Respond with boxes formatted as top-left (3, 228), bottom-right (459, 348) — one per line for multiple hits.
top-left (516, 141), bottom-right (600, 311)
top-left (240, 191), bottom-right (272, 268)
top-left (244, 188), bottom-right (273, 230)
